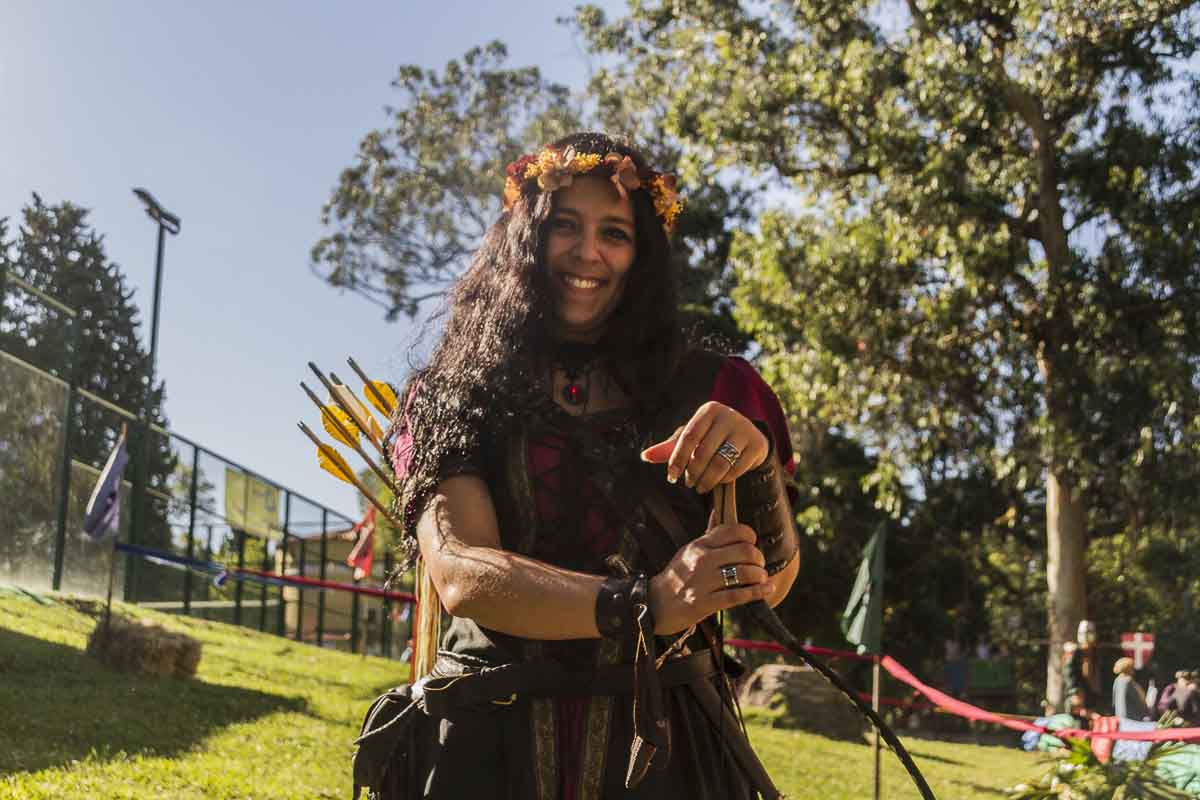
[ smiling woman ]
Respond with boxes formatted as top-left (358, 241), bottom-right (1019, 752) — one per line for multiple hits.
top-left (356, 132), bottom-right (801, 800)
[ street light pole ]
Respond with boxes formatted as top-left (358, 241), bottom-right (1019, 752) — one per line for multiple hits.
top-left (127, 188), bottom-right (180, 602)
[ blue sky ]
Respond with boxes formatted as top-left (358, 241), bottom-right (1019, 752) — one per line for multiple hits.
top-left (1, 1), bottom-right (620, 518)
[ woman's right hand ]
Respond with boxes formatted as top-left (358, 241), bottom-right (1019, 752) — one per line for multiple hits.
top-left (649, 523), bottom-right (772, 635)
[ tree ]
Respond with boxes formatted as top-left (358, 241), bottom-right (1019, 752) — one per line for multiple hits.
top-left (311, 42), bottom-right (582, 321)
top-left (577, 0), bottom-right (1200, 706)
top-left (0, 195), bottom-right (177, 597)
top-left (312, 40), bottom-right (757, 347)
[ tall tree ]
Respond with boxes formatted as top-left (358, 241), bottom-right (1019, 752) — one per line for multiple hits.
top-left (0, 195), bottom-right (176, 596)
top-left (577, 0), bottom-right (1200, 706)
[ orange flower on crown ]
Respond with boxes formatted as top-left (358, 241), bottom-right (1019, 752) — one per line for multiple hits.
top-left (501, 144), bottom-right (684, 236)
top-left (651, 174), bottom-right (683, 234)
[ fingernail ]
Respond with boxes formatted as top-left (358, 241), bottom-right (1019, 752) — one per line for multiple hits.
top-left (667, 472), bottom-right (678, 484)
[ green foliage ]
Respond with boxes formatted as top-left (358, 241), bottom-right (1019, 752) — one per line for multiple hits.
top-left (576, 0), bottom-right (1200, 697)
top-left (1007, 736), bottom-right (1192, 799)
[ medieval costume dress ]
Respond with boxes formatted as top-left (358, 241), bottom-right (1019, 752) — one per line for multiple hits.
top-left (354, 350), bottom-right (797, 800)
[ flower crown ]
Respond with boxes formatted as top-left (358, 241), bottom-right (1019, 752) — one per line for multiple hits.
top-left (503, 145), bottom-right (684, 236)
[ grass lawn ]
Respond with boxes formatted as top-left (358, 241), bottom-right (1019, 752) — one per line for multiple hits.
top-left (0, 592), bottom-right (1040, 799)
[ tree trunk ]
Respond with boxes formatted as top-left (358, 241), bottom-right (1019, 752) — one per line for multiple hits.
top-left (1044, 466), bottom-right (1088, 711)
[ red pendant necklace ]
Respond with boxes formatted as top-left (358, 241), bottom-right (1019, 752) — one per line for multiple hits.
top-left (553, 342), bottom-right (600, 408)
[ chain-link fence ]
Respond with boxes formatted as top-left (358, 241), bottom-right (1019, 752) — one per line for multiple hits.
top-left (1, 271), bottom-right (411, 659)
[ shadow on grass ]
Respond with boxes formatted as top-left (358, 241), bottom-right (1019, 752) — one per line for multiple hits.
top-left (0, 628), bottom-right (306, 775)
top-left (905, 748), bottom-right (966, 766)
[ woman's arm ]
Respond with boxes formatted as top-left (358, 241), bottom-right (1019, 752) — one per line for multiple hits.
top-left (416, 474), bottom-right (605, 640)
top-left (417, 474), bottom-right (773, 639)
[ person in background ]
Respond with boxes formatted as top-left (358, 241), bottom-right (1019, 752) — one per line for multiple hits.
top-left (1063, 620), bottom-right (1101, 721)
top-left (1112, 657), bottom-right (1152, 721)
top-left (1170, 670), bottom-right (1200, 725)
top-left (1157, 670), bottom-right (1190, 717)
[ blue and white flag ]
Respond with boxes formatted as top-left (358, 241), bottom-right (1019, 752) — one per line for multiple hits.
top-left (82, 431), bottom-right (130, 540)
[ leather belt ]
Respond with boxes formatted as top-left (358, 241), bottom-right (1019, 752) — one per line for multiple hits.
top-left (419, 648), bottom-right (719, 718)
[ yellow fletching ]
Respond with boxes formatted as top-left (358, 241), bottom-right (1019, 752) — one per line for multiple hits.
top-left (365, 380), bottom-right (398, 417)
top-left (321, 405), bottom-right (359, 447)
top-left (332, 384), bottom-right (384, 444)
top-left (317, 445), bottom-right (355, 484)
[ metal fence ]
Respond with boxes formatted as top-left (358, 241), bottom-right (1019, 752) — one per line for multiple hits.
top-left (0, 272), bottom-right (411, 659)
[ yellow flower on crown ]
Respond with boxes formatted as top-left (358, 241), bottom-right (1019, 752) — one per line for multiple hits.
top-left (502, 144), bottom-right (685, 237)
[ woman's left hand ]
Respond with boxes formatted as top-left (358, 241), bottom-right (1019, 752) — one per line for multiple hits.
top-left (640, 402), bottom-right (770, 493)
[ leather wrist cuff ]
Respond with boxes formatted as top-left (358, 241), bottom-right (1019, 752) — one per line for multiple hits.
top-left (737, 421), bottom-right (799, 576)
top-left (596, 574), bottom-right (651, 640)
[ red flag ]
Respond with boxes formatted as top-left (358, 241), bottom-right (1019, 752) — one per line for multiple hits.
top-left (1121, 632), bottom-right (1155, 670)
top-left (346, 507), bottom-right (376, 581)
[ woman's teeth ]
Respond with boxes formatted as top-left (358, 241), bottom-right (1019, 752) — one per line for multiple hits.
top-left (563, 275), bottom-right (602, 289)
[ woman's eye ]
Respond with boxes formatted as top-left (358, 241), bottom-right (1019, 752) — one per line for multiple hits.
top-left (605, 228), bottom-right (631, 242)
top-left (551, 217), bottom-right (576, 232)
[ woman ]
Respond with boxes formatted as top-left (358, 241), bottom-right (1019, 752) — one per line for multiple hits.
top-left (363, 132), bottom-right (800, 800)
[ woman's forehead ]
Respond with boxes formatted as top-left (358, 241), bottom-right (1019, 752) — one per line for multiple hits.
top-left (553, 175), bottom-right (634, 222)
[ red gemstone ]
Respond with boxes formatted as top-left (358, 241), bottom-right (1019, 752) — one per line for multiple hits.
top-left (566, 384), bottom-right (582, 403)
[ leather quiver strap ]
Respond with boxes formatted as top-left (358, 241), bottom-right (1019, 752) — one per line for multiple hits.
top-left (624, 603), bottom-right (671, 788)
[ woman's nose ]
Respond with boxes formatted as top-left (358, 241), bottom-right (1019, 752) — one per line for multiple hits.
top-left (573, 227), bottom-right (602, 261)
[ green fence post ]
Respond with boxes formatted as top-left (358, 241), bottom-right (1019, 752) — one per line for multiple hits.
top-left (296, 536), bottom-right (306, 642)
top-left (317, 510), bottom-right (327, 648)
top-left (183, 445), bottom-right (199, 615)
top-left (202, 525), bottom-right (214, 607)
top-left (124, 423), bottom-right (143, 603)
top-left (51, 314), bottom-right (80, 591)
top-left (278, 493), bottom-right (291, 636)
top-left (259, 535), bottom-right (271, 632)
top-left (234, 529), bottom-right (245, 626)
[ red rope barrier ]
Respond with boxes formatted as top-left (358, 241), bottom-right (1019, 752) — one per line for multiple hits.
top-left (726, 637), bottom-right (1200, 743)
top-left (235, 566), bottom-right (415, 604)
top-left (880, 656), bottom-right (1200, 742)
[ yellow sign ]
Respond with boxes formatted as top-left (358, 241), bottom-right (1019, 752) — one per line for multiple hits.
top-left (224, 469), bottom-right (281, 539)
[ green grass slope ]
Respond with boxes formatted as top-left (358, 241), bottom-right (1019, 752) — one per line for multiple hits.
top-left (0, 593), bottom-right (1038, 798)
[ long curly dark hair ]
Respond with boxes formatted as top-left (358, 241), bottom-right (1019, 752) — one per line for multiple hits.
top-left (390, 132), bottom-right (686, 564)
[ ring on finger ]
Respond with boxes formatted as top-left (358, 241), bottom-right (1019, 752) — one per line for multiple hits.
top-left (720, 564), bottom-right (739, 588)
top-left (716, 440), bottom-right (741, 468)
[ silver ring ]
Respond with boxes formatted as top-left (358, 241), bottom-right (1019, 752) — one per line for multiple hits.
top-left (716, 441), bottom-right (741, 468)
top-left (720, 564), bottom-right (739, 588)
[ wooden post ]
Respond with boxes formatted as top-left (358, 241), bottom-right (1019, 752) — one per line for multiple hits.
top-left (873, 654), bottom-right (882, 800)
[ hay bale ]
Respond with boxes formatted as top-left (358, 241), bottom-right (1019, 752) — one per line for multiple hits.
top-left (738, 664), bottom-right (866, 741)
top-left (87, 615), bottom-right (202, 678)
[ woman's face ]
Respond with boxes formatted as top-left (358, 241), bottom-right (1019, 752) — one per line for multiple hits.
top-left (543, 174), bottom-right (636, 342)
